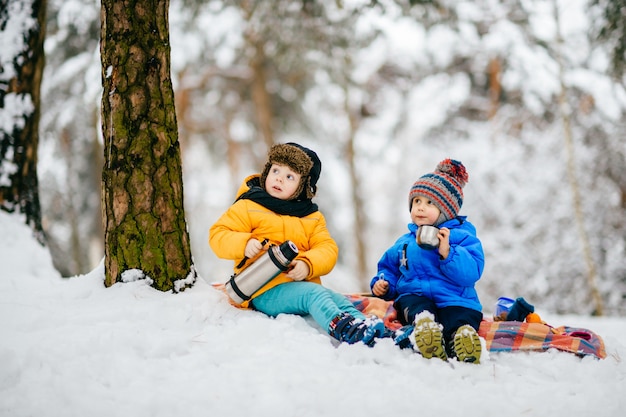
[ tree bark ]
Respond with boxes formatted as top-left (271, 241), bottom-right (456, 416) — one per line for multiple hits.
top-left (0, 0), bottom-right (46, 244)
top-left (100, 0), bottom-right (195, 291)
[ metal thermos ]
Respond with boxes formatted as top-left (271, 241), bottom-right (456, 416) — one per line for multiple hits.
top-left (225, 240), bottom-right (299, 305)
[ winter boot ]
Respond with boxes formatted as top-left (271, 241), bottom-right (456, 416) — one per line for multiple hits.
top-left (392, 324), bottom-right (415, 350)
top-left (362, 316), bottom-right (388, 345)
top-left (452, 324), bottom-right (482, 364)
top-left (413, 312), bottom-right (447, 361)
top-left (328, 313), bottom-right (385, 346)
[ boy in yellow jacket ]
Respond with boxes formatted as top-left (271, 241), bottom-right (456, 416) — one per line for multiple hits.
top-left (210, 142), bottom-right (385, 345)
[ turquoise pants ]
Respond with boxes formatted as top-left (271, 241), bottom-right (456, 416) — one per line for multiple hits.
top-left (251, 281), bottom-right (366, 333)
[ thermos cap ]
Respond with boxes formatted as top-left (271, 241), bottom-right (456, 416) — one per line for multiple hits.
top-left (279, 240), bottom-right (299, 260)
top-left (269, 240), bottom-right (299, 270)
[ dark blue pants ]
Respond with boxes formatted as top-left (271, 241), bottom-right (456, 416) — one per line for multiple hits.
top-left (394, 294), bottom-right (483, 342)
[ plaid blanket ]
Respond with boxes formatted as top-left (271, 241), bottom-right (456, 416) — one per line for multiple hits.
top-left (478, 320), bottom-right (606, 359)
top-left (346, 294), bottom-right (606, 360)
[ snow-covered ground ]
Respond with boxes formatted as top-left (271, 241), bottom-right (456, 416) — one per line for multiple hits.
top-left (1, 212), bottom-right (625, 417)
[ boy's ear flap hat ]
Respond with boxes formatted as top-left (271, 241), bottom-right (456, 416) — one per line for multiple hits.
top-left (408, 159), bottom-right (468, 225)
top-left (260, 142), bottom-right (321, 200)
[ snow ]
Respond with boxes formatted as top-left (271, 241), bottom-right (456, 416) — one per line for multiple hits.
top-left (0, 0), bottom-right (37, 142)
top-left (1, 211), bottom-right (625, 417)
top-left (0, 93), bottom-right (33, 134)
top-left (0, 1), bottom-right (36, 81)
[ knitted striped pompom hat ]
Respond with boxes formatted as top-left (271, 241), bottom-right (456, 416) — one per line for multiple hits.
top-left (408, 159), bottom-right (469, 225)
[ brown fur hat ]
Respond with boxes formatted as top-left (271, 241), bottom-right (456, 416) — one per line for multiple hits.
top-left (260, 143), bottom-right (321, 200)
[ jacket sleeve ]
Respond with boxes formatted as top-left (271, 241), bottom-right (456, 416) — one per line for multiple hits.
top-left (371, 244), bottom-right (401, 301)
top-left (439, 230), bottom-right (484, 286)
top-left (297, 213), bottom-right (338, 279)
top-left (209, 200), bottom-right (253, 261)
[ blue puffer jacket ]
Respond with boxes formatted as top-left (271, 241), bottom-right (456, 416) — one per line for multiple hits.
top-left (370, 217), bottom-right (484, 312)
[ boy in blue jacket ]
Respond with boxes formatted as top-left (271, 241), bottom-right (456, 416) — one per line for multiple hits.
top-left (370, 159), bottom-right (484, 363)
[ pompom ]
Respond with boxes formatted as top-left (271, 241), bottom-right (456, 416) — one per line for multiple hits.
top-left (435, 159), bottom-right (468, 187)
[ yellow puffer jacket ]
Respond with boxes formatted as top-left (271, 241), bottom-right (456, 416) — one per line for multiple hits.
top-left (209, 175), bottom-right (339, 308)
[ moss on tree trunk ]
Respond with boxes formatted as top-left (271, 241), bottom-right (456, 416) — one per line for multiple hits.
top-left (100, 0), bottom-right (195, 291)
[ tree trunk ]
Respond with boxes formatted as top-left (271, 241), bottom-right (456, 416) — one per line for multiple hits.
top-left (0, 0), bottom-right (46, 245)
top-left (100, 0), bottom-right (195, 292)
top-left (343, 88), bottom-right (368, 287)
top-left (249, 41), bottom-right (275, 150)
top-left (554, 1), bottom-right (604, 315)
top-left (487, 57), bottom-right (501, 120)
top-left (241, 1), bottom-right (275, 150)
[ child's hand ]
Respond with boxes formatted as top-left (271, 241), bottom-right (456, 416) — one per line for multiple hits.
top-left (287, 260), bottom-right (309, 281)
top-left (372, 279), bottom-right (389, 296)
top-left (244, 238), bottom-right (265, 259)
top-left (437, 227), bottom-right (450, 259)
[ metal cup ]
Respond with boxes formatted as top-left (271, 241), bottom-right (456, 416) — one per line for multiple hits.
top-left (416, 225), bottom-right (440, 250)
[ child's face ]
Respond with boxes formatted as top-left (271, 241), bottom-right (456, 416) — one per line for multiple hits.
top-left (265, 163), bottom-right (302, 200)
top-left (410, 196), bottom-right (441, 226)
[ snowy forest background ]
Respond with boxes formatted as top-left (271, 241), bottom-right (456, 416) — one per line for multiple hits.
top-left (21, 0), bottom-right (626, 315)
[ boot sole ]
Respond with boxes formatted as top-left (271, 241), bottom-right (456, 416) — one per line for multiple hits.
top-left (414, 317), bottom-right (448, 361)
top-left (453, 325), bottom-right (482, 364)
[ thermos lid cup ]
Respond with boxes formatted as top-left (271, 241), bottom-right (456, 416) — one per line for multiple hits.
top-left (416, 225), bottom-right (440, 250)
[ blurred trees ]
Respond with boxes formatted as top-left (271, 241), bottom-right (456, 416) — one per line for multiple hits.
top-left (171, 0), bottom-right (386, 280)
top-left (0, 0), bottom-right (46, 244)
top-left (592, 0), bottom-right (626, 78)
top-left (40, 0), bottom-right (102, 275)
top-left (37, 0), bottom-right (626, 314)
top-left (382, 0), bottom-right (624, 315)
